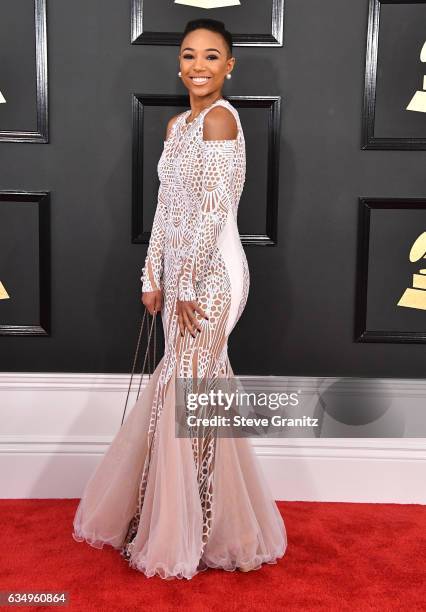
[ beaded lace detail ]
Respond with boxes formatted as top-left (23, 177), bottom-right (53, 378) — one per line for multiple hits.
top-left (140, 98), bottom-right (246, 300)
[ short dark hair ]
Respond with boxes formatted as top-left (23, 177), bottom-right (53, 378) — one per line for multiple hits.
top-left (180, 18), bottom-right (233, 58)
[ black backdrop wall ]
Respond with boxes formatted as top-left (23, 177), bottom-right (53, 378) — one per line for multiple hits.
top-left (1, 0), bottom-right (425, 376)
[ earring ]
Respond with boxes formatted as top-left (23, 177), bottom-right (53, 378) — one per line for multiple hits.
top-left (178, 71), bottom-right (182, 77)
top-left (226, 73), bottom-right (232, 79)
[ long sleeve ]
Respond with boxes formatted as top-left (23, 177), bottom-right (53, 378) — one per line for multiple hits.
top-left (177, 138), bottom-right (237, 301)
top-left (141, 183), bottom-right (168, 292)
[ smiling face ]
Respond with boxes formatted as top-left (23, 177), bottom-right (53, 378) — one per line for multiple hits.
top-left (179, 28), bottom-right (235, 97)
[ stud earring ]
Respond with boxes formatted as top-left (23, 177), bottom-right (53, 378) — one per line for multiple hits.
top-left (226, 73), bottom-right (232, 79)
top-left (178, 71), bottom-right (182, 77)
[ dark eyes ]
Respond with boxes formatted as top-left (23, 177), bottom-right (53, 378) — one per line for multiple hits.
top-left (182, 54), bottom-right (218, 61)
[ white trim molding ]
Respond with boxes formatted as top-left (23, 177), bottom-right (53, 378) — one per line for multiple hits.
top-left (1, 373), bottom-right (425, 503)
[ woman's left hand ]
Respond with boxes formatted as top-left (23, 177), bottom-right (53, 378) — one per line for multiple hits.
top-left (176, 299), bottom-right (209, 337)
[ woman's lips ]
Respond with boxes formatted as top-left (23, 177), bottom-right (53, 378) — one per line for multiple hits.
top-left (190, 77), bottom-right (211, 85)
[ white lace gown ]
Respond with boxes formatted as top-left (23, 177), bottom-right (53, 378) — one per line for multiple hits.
top-left (72, 97), bottom-right (287, 579)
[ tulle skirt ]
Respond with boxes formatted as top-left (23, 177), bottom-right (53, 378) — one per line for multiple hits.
top-left (72, 356), bottom-right (287, 580)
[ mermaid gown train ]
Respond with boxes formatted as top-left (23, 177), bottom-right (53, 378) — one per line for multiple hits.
top-left (72, 97), bottom-right (287, 579)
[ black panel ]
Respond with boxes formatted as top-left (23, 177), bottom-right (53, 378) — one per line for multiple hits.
top-left (362, 0), bottom-right (426, 150)
top-left (0, 0), bottom-right (48, 143)
top-left (0, 191), bottom-right (51, 335)
top-left (355, 197), bottom-right (426, 342)
top-left (131, 0), bottom-right (284, 47)
top-left (132, 95), bottom-right (281, 246)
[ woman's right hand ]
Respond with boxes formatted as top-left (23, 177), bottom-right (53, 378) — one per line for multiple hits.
top-left (142, 289), bottom-right (163, 315)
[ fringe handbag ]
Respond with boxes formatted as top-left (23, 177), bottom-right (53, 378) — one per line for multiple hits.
top-left (121, 307), bottom-right (158, 426)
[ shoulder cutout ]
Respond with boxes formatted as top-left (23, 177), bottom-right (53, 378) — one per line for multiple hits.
top-left (203, 106), bottom-right (238, 141)
top-left (165, 112), bottom-right (181, 141)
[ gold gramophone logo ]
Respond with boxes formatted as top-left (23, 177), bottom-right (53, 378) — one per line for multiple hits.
top-left (397, 232), bottom-right (426, 311)
top-left (174, 0), bottom-right (240, 7)
top-left (0, 281), bottom-right (10, 300)
top-left (406, 41), bottom-right (426, 113)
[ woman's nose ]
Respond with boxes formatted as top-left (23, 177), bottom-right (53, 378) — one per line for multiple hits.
top-left (193, 58), bottom-right (206, 71)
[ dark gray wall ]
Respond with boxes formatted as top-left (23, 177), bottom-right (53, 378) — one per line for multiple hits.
top-left (1, 0), bottom-right (426, 376)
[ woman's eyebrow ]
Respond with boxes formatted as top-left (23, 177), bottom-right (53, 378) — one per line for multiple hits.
top-left (181, 47), bottom-right (222, 54)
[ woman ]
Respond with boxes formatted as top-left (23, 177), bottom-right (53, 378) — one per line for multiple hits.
top-left (73, 18), bottom-right (287, 580)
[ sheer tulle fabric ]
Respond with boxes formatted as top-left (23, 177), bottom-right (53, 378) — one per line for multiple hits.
top-left (73, 358), bottom-right (287, 580)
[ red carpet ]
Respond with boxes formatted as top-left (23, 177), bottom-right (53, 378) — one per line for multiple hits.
top-left (1, 500), bottom-right (425, 611)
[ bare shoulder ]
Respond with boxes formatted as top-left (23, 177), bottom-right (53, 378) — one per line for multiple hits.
top-left (165, 112), bottom-right (181, 140)
top-left (203, 105), bottom-right (238, 141)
